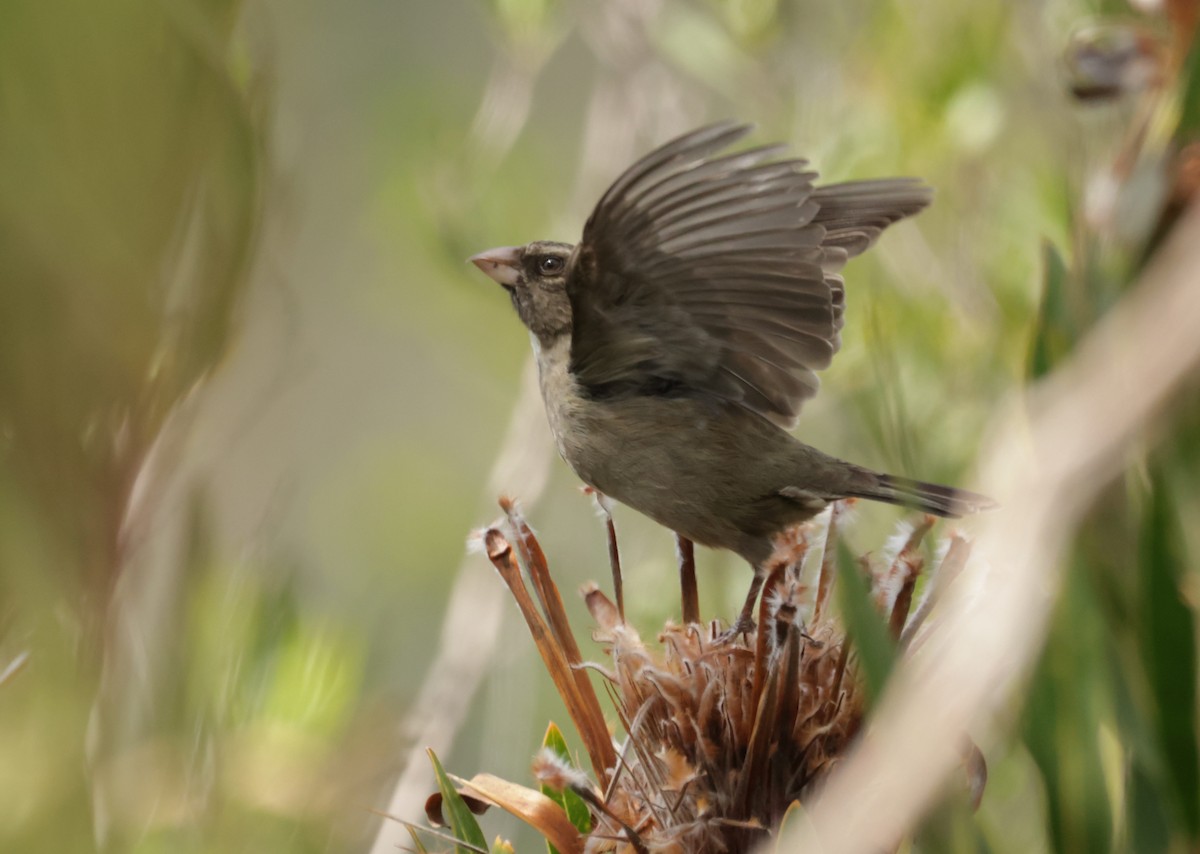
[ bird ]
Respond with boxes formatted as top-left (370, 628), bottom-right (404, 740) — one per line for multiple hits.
top-left (470, 121), bottom-right (992, 631)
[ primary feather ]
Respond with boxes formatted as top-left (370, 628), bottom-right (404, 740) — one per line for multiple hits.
top-left (566, 123), bottom-right (931, 428)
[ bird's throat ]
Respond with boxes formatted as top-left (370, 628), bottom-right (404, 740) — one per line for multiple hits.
top-left (530, 331), bottom-right (583, 462)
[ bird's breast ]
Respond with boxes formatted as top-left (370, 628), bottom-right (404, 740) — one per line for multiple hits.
top-left (529, 332), bottom-right (656, 493)
top-left (530, 332), bottom-right (589, 465)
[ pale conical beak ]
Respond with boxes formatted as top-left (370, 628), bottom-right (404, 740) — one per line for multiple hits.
top-left (469, 246), bottom-right (522, 287)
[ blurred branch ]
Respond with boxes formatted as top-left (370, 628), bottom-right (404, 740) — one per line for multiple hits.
top-left (777, 198), bottom-right (1200, 853)
top-left (466, 60), bottom-right (538, 174)
top-left (368, 357), bottom-right (551, 854)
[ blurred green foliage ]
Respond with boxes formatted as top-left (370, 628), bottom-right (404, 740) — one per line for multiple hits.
top-left (0, 0), bottom-right (266, 848)
top-left (835, 540), bottom-right (897, 705)
top-left (0, 0), bottom-right (259, 618)
top-left (1014, 14), bottom-right (1200, 843)
top-left (0, 0), bottom-right (1197, 851)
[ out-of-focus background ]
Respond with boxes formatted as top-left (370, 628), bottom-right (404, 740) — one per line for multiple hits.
top-left (2, 0), bottom-right (1197, 851)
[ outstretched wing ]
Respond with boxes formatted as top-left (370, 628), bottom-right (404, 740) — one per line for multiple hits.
top-left (565, 122), bottom-right (931, 428)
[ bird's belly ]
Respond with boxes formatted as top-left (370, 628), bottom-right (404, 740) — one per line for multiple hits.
top-left (532, 338), bottom-right (821, 561)
top-left (553, 396), bottom-right (785, 552)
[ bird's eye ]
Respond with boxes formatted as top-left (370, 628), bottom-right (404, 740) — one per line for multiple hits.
top-left (538, 255), bottom-right (564, 275)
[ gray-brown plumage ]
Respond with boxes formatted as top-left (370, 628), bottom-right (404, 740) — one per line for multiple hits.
top-left (471, 122), bottom-right (992, 629)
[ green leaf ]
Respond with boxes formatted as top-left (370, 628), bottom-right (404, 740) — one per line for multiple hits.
top-left (540, 722), bottom-right (592, 851)
top-left (835, 542), bottom-right (896, 703)
top-left (1022, 563), bottom-right (1114, 854)
top-left (1127, 758), bottom-right (1171, 854)
top-left (1138, 472), bottom-right (1200, 840)
top-left (1027, 240), bottom-right (1075, 380)
top-left (427, 749), bottom-right (489, 854)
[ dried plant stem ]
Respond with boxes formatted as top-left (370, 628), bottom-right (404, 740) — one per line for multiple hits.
top-left (779, 201), bottom-right (1200, 853)
top-left (503, 502), bottom-right (591, 675)
top-left (812, 500), bottom-right (845, 623)
top-left (750, 564), bottom-right (787, 713)
top-left (484, 528), bottom-right (616, 784)
top-left (497, 504), bottom-right (618, 781)
top-left (591, 493), bottom-right (626, 622)
top-left (901, 533), bottom-right (970, 650)
top-left (882, 516), bottom-right (932, 639)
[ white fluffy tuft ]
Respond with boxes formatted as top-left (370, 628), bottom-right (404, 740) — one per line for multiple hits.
top-left (881, 519), bottom-right (916, 565)
top-left (465, 528), bottom-right (489, 555)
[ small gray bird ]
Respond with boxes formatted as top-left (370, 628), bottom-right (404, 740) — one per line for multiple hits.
top-left (471, 122), bottom-right (991, 629)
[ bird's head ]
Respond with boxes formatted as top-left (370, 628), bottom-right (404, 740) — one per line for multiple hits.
top-left (470, 240), bottom-right (575, 342)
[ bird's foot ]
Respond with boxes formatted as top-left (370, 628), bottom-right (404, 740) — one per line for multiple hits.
top-left (715, 615), bottom-right (757, 645)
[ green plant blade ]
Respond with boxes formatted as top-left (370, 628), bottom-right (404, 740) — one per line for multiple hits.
top-left (836, 542), bottom-right (896, 703)
top-left (540, 721), bottom-right (593, 851)
top-left (427, 749), bottom-right (489, 854)
top-left (1128, 757), bottom-right (1171, 853)
top-left (1027, 240), bottom-right (1075, 380)
top-left (1022, 564), bottom-right (1114, 854)
top-left (1139, 472), bottom-right (1200, 841)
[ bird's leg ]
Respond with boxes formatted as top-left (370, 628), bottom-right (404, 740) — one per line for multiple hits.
top-left (606, 514), bottom-right (625, 624)
top-left (675, 534), bottom-right (699, 624)
top-left (729, 568), bottom-right (766, 638)
top-left (586, 487), bottom-right (625, 623)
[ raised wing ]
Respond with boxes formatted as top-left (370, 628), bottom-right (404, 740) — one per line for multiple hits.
top-left (565, 122), bottom-right (931, 428)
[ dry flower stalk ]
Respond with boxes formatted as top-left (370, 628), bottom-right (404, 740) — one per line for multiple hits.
top-left (484, 498), bottom-right (617, 784)
top-left (461, 498), bottom-right (982, 853)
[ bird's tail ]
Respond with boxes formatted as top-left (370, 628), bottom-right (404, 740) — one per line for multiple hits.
top-left (845, 472), bottom-right (996, 519)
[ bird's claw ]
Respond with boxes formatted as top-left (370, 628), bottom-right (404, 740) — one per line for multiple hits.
top-left (716, 615), bottom-right (757, 644)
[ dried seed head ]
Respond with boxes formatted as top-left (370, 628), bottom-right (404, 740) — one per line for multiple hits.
top-left (449, 499), bottom-right (984, 853)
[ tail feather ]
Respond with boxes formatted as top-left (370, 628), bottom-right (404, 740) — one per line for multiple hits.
top-left (846, 472), bottom-right (996, 519)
